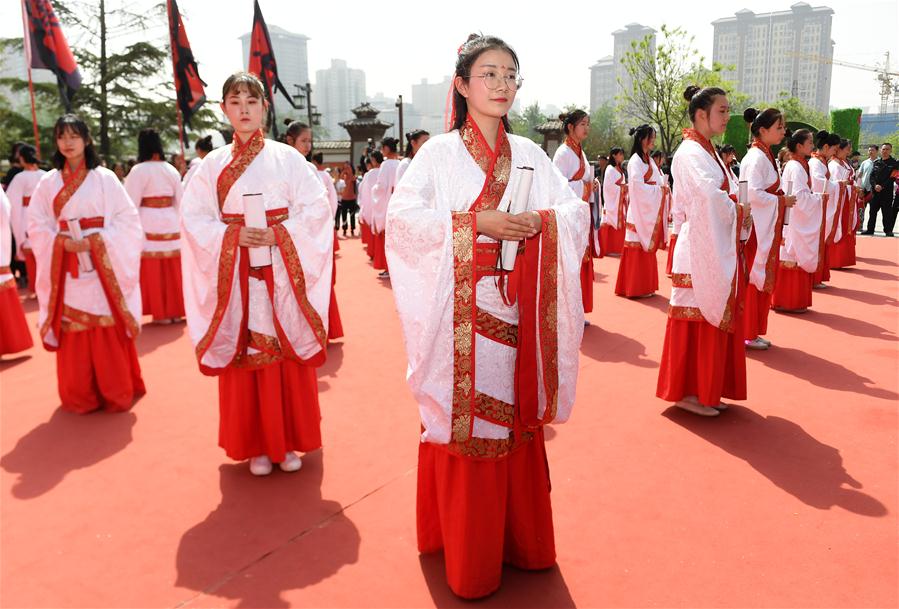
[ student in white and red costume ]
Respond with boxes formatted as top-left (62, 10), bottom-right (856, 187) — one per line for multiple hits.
top-left (553, 110), bottom-right (597, 316)
top-left (808, 130), bottom-right (841, 288)
top-left (124, 128), bottom-right (185, 323)
top-left (827, 139), bottom-right (858, 269)
top-left (615, 124), bottom-right (668, 298)
top-left (182, 135), bottom-right (215, 189)
top-left (6, 144), bottom-right (45, 296)
top-left (395, 129), bottom-right (430, 185)
top-left (656, 86), bottom-right (750, 417)
top-left (28, 115), bottom-right (145, 412)
top-left (599, 146), bottom-right (627, 256)
top-left (357, 152), bottom-right (381, 259)
top-left (0, 188), bottom-right (33, 356)
top-left (772, 130), bottom-right (827, 313)
top-left (371, 137), bottom-right (400, 278)
top-left (740, 107), bottom-right (795, 350)
top-left (180, 73), bottom-right (333, 476)
top-left (386, 34), bottom-right (588, 599)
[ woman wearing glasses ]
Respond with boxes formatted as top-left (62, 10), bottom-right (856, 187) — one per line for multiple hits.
top-left (553, 109), bottom-right (598, 317)
top-left (385, 34), bottom-right (588, 599)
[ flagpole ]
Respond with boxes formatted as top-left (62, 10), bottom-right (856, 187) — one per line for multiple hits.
top-left (166, 0), bottom-right (186, 160)
top-left (20, 0), bottom-right (41, 159)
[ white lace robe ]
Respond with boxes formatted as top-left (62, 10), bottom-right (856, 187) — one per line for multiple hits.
top-left (625, 153), bottom-right (668, 251)
top-left (371, 158), bottom-right (399, 233)
top-left (779, 160), bottom-right (824, 273)
top-left (386, 132), bottom-right (588, 444)
top-left (742, 147), bottom-right (783, 291)
top-left (124, 160), bottom-right (183, 255)
top-left (602, 165), bottom-right (626, 229)
top-left (6, 169), bottom-right (45, 254)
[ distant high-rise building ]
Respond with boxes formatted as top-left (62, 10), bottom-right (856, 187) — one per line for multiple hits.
top-left (712, 2), bottom-right (834, 113)
top-left (588, 23), bottom-right (656, 112)
top-left (0, 52), bottom-right (54, 115)
top-left (411, 76), bottom-right (452, 135)
top-left (316, 59), bottom-right (366, 139)
top-left (239, 25), bottom-right (309, 123)
top-left (589, 56), bottom-right (615, 111)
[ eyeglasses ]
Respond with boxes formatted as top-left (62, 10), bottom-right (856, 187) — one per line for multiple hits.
top-left (468, 72), bottom-right (524, 91)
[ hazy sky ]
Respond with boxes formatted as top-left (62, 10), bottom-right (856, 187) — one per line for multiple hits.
top-left (4, 0), bottom-right (898, 114)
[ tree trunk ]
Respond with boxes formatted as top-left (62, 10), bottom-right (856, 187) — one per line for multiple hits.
top-left (99, 0), bottom-right (109, 157)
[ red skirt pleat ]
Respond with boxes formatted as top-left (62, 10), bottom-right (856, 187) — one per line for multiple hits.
top-left (328, 286), bottom-right (344, 339)
top-left (333, 231), bottom-right (340, 253)
top-left (665, 234), bottom-right (677, 276)
top-left (614, 246), bottom-right (658, 297)
top-left (217, 359), bottom-right (322, 462)
top-left (656, 314), bottom-right (747, 407)
top-left (24, 249), bottom-right (36, 293)
top-left (599, 224), bottom-right (624, 255)
top-left (56, 325), bottom-right (145, 413)
top-left (772, 265), bottom-right (813, 311)
top-left (0, 281), bottom-right (33, 355)
top-left (372, 232), bottom-right (388, 271)
top-left (140, 255), bottom-right (185, 320)
top-left (360, 222), bottom-right (372, 249)
top-left (743, 283), bottom-right (773, 340)
top-left (827, 233), bottom-right (856, 269)
top-left (813, 247), bottom-right (831, 283)
top-left (417, 430), bottom-right (556, 599)
top-left (580, 253), bottom-right (594, 313)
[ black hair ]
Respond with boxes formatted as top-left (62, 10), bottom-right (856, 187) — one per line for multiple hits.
top-left (451, 33), bottom-right (520, 133)
top-left (137, 128), bottom-right (165, 163)
top-left (285, 120), bottom-right (311, 140)
top-left (370, 150), bottom-right (384, 164)
top-left (743, 107), bottom-right (784, 137)
top-left (786, 128), bottom-right (813, 153)
top-left (17, 144), bottom-right (39, 165)
top-left (609, 147), bottom-right (624, 169)
top-left (838, 138), bottom-right (850, 150)
top-left (883, 142), bottom-right (893, 148)
top-left (311, 152), bottom-right (324, 165)
top-left (405, 129), bottom-right (430, 158)
top-left (381, 137), bottom-right (399, 154)
top-left (195, 135), bottom-right (214, 153)
top-left (719, 144), bottom-right (735, 155)
top-left (683, 85), bottom-right (727, 122)
top-left (851, 150), bottom-right (860, 156)
top-left (868, 144), bottom-right (879, 150)
top-left (8, 141), bottom-right (26, 164)
top-left (813, 130), bottom-right (841, 150)
top-left (51, 114), bottom-right (101, 170)
top-left (628, 124), bottom-right (655, 161)
top-left (651, 150), bottom-right (664, 160)
top-left (560, 109), bottom-right (589, 137)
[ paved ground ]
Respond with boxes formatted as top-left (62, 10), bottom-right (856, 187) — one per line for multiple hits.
top-left (1, 234), bottom-right (896, 608)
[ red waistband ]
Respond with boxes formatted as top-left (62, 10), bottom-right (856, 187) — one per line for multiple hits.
top-left (142, 196), bottom-right (173, 208)
top-left (221, 207), bottom-right (289, 227)
top-left (59, 217), bottom-right (104, 231)
top-left (0, 266), bottom-right (10, 274)
top-left (22, 196), bottom-right (31, 207)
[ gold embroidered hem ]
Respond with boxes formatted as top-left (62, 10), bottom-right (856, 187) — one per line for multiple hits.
top-left (668, 305), bottom-right (704, 321)
top-left (623, 240), bottom-right (643, 248)
top-left (145, 232), bottom-right (180, 241)
top-left (473, 391), bottom-right (515, 427)
top-left (671, 273), bottom-right (693, 288)
top-left (195, 224), bottom-right (241, 362)
top-left (780, 260), bottom-right (799, 269)
top-left (271, 224), bottom-right (328, 353)
top-left (53, 161), bottom-right (88, 218)
top-left (141, 197), bottom-right (174, 208)
top-left (0, 277), bottom-right (16, 290)
top-left (451, 211), bottom-right (476, 443)
top-left (475, 308), bottom-right (517, 347)
top-left (61, 305), bottom-right (116, 332)
top-left (141, 250), bottom-right (181, 259)
top-left (443, 430), bottom-right (535, 460)
top-left (87, 233), bottom-right (141, 339)
top-left (217, 129), bottom-right (265, 210)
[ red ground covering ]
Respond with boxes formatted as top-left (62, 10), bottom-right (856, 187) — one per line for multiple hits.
top-left (1, 235), bottom-right (896, 608)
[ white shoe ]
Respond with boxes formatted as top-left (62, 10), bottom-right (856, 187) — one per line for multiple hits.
top-left (813, 282), bottom-right (827, 289)
top-left (279, 452), bottom-right (303, 473)
top-left (675, 399), bottom-right (720, 417)
top-left (758, 337), bottom-right (772, 347)
top-left (745, 337), bottom-right (769, 350)
top-left (713, 402), bottom-right (732, 411)
top-left (249, 456), bottom-right (273, 476)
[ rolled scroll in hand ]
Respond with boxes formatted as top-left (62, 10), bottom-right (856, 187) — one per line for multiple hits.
top-left (498, 166), bottom-right (534, 272)
top-left (243, 193), bottom-right (273, 267)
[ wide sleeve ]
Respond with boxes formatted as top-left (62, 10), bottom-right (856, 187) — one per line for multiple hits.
top-left (0, 190), bottom-right (11, 268)
top-left (372, 165), bottom-right (393, 233)
top-left (26, 173), bottom-right (60, 327)
top-left (324, 176), bottom-right (339, 216)
top-left (385, 146), bottom-right (455, 442)
top-left (271, 156), bottom-right (333, 360)
top-left (94, 170), bottom-right (143, 316)
top-left (602, 166), bottom-right (620, 226)
top-left (122, 166), bottom-right (144, 209)
top-left (5, 174), bottom-right (27, 250)
top-left (552, 146), bottom-right (577, 181)
top-left (168, 163), bottom-right (185, 213)
top-left (529, 148), bottom-right (589, 423)
top-left (627, 155), bottom-right (665, 249)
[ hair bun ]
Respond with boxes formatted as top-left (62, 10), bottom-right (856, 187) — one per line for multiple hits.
top-left (743, 107), bottom-right (759, 124)
top-left (784, 128), bottom-right (794, 138)
top-left (818, 130), bottom-right (829, 139)
top-left (683, 85), bottom-right (701, 101)
top-left (628, 127), bottom-right (637, 136)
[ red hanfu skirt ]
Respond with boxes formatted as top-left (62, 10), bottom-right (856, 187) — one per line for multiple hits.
top-left (599, 223), bottom-right (624, 255)
top-left (23, 248), bottom-right (36, 293)
top-left (328, 286), bottom-right (344, 340)
top-left (333, 231), bottom-right (340, 253)
top-left (827, 233), bottom-right (856, 269)
top-left (360, 222), bottom-right (372, 250)
top-left (656, 313), bottom-right (747, 407)
top-left (743, 283), bottom-right (773, 340)
top-left (57, 325), bottom-right (145, 413)
top-left (772, 265), bottom-right (813, 311)
top-left (665, 234), bottom-right (677, 276)
top-left (580, 252), bottom-right (594, 313)
top-left (417, 430), bottom-right (556, 599)
top-left (217, 359), bottom-right (321, 462)
top-left (372, 231), bottom-right (388, 271)
top-left (813, 249), bottom-right (831, 284)
top-left (140, 254), bottom-right (185, 320)
top-left (615, 245), bottom-right (658, 297)
top-left (0, 280), bottom-right (33, 355)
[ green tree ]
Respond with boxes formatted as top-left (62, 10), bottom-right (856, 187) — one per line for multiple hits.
top-left (582, 102), bottom-right (629, 160)
top-left (509, 101), bottom-right (547, 143)
top-left (759, 93), bottom-right (830, 131)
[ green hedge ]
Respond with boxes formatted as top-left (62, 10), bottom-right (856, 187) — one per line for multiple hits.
top-left (830, 108), bottom-right (862, 152)
top-left (723, 114), bottom-right (750, 158)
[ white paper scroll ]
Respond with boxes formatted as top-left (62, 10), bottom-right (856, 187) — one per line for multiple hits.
top-left (783, 179), bottom-right (792, 225)
top-left (499, 166), bottom-right (534, 271)
top-left (242, 193), bottom-right (272, 267)
top-left (66, 219), bottom-right (94, 273)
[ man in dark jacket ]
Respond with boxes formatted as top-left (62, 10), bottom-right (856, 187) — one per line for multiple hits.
top-left (865, 143), bottom-right (898, 236)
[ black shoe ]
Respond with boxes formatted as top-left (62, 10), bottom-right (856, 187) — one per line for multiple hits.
top-left (886, 233), bottom-right (894, 237)
top-left (861, 231), bottom-right (874, 235)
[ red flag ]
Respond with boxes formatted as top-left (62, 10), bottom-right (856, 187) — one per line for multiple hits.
top-left (21, 0), bottom-right (81, 111)
top-left (167, 0), bottom-right (206, 128)
top-left (248, 0), bottom-right (297, 134)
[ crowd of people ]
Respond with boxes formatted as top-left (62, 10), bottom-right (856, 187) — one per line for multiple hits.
top-left (1, 31), bottom-right (897, 601)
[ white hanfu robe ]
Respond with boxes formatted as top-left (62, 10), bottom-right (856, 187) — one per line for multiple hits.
top-left (779, 160), bottom-right (824, 274)
top-left (124, 160), bottom-right (183, 258)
